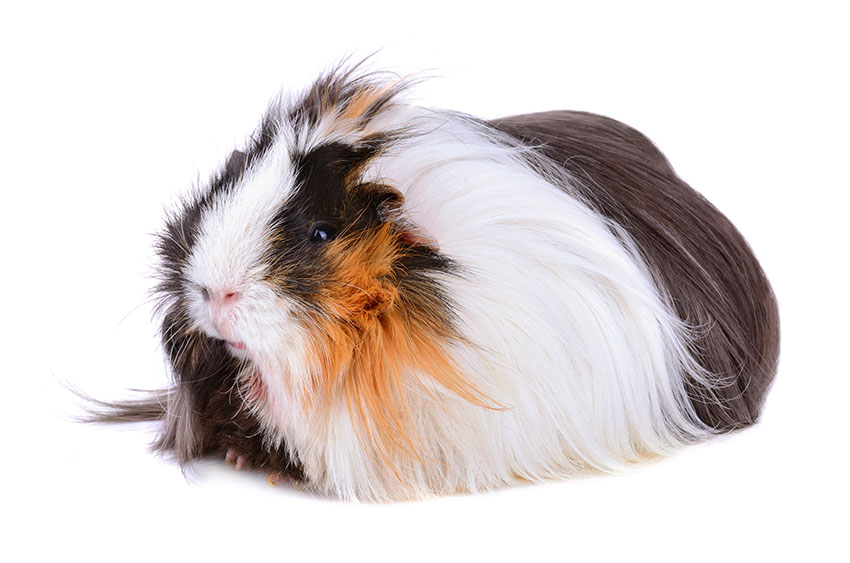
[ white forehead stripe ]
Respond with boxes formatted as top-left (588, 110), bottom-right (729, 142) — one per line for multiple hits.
top-left (187, 137), bottom-right (297, 290)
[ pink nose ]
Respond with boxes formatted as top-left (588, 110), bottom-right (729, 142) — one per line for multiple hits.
top-left (217, 290), bottom-right (241, 303)
top-left (201, 287), bottom-right (242, 304)
top-left (201, 288), bottom-right (242, 340)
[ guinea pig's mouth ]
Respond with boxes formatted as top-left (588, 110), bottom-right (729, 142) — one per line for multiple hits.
top-left (227, 340), bottom-right (247, 351)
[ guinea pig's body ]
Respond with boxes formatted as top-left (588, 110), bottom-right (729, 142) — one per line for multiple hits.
top-left (97, 68), bottom-right (778, 501)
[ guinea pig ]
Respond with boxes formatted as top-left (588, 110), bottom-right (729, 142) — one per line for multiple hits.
top-left (91, 65), bottom-right (779, 501)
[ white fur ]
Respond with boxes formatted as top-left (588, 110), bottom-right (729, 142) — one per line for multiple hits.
top-left (184, 99), bottom-right (715, 501)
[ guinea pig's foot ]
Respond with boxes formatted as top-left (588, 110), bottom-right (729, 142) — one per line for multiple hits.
top-left (224, 448), bottom-right (247, 471)
top-left (267, 470), bottom-right (301, 489)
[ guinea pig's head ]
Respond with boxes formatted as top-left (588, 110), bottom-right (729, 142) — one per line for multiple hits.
top-left (152, 74), bottom-right (474, 434)
top-left (183, 141), bottom-right (404, 351)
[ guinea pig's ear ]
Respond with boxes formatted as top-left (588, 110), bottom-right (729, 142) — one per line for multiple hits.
top-left (356, 182), bottom-right (438, 250)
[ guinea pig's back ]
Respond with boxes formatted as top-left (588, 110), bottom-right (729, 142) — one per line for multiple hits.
top-left (490, 111), bottom-right (779, 431)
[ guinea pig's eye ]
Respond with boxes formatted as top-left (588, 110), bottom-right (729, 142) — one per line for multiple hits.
top-left (310, 224), bottom-right (337, 243)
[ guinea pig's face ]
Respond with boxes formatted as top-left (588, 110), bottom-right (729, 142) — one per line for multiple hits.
top-left (157, 135), bottom-right (419, 381)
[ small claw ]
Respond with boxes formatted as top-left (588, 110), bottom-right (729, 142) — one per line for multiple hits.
top-left (267, 471), bottom-right (285, 486)
top-left (225, 449), bottom-right (246, 470)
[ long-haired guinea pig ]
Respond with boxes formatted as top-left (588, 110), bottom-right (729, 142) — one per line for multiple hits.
top-left (91, 65), bottom-right (779, 501)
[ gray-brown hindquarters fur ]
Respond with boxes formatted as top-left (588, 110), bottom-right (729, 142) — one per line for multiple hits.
top-left (492, 111), bottom-right (779, 430)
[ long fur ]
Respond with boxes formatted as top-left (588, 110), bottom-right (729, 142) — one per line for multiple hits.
top-left (90, 66), bottom-right (779, 501)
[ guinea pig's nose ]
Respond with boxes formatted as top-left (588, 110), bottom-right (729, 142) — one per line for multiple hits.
top-left (201, 287), bottom-right (242, 304)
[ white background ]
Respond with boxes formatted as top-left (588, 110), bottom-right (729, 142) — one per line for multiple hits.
top-left (2, 1), bottom-right (847, 561)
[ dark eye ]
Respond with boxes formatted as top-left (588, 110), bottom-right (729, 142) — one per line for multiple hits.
top-left (310, 224), bottom-right (336, 243)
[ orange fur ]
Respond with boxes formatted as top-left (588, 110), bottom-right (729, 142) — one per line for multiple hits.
top-left (339, 86), bottom-right (385, 123)
top-left (305, 223), bottom-right (496, 474)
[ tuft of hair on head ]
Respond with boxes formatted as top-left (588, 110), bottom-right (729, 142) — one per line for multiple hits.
top-left (283, 58), bottom-right (425, 142)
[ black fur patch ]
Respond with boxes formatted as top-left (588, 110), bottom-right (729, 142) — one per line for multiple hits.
top-left (263, 141), bottom-right (455, 312)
